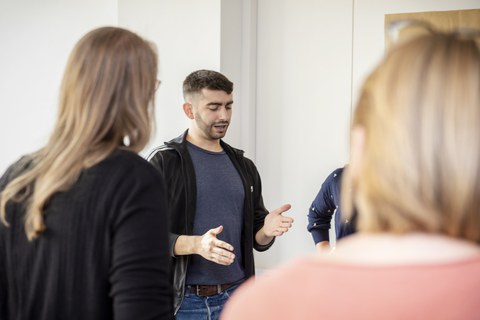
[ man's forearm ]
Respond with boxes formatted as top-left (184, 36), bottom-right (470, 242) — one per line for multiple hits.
top-left (255, 227), bottom-right (274, 246)
top-left (173, 235), bottom-right (200, 256)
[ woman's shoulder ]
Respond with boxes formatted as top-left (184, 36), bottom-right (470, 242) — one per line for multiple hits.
top-left (86, 149), bottom-right (164, 190)
top-left (100, 149), bottom-right (158, 174)
top-left (0, 154), bottom-right (36, 189)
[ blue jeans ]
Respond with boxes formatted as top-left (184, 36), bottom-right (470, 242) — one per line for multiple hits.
top-left (176, 284), bottom-right (241, 320)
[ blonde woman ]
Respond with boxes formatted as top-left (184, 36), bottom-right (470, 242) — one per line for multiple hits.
top-left (222, 25), bottom-right (480, 319)
top-left (0, 27), bottom-right (173, 319)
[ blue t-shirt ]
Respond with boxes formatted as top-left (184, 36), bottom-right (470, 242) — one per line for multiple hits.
top-left (185, 142), bottom-right (246, 285)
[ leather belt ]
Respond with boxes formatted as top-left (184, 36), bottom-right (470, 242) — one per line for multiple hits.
top-left (188, 283), bottom-right (233, 297)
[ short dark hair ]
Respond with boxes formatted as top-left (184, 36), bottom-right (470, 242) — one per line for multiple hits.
top-left (183, 69), bottom-right (233, 99)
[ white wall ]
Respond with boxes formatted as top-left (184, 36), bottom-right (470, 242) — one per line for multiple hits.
top-left (220, 0), bottom-right (258, 157)
top-left (0, 0), bottom-right (117, 173)
top-left (352, 0), bottom-right (480, 109)
top-left (0, 0), bottom-right (222, 171)
top-left (117, 0), bottom-right (223, 155)
top-left (254, 0), bottom-right (354, 268)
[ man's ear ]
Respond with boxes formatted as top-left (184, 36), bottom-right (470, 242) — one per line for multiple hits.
top-left (183, 102), bottom-right (194, 119)
top-left (350, 126), bottom-right (365, 182)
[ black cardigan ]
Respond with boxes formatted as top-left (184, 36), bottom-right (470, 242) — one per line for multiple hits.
top-left (0, 149), bottom-right (173, 320)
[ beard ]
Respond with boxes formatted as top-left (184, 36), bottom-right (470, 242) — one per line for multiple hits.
top-left (194, 113), bottom-right (230, 140)
top-left (208, 121), bottom-right (229, 139)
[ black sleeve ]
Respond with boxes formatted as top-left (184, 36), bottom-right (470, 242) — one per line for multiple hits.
top-left (0, 155), bottom-right (34, 319)
top-left (0, 155), bottom-right (34, 191)
top-left (0, 216), bottom-right (5, 320)
top-left (148, 149), bottom-right (179, 258)
top-left (109, 161), bottom-right (173, 320)
top-left (246, 159), bottom-right (273, 252)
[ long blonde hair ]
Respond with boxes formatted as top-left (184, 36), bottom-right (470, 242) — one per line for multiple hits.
top-left (349, 28), bottom-right (480, 243)
top-left (0, 27), bottom-right (158, 240)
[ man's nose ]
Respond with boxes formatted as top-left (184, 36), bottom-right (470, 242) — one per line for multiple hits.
top-left (218, 106), bottom-right (229, 120)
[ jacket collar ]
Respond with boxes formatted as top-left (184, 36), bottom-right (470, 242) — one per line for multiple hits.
top-left (166, 129), bottom-right (245, 159)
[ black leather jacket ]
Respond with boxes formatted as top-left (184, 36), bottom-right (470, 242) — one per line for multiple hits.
top-left (148, 130), bottom-right (273, 314)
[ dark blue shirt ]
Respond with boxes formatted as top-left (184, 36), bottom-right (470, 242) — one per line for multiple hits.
top-left (307, 167), bottom-right (357, 244)
top-left (185, 142), bottom-right (245, 285)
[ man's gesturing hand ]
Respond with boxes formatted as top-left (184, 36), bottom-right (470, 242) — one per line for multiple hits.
top-left (263, 204), bottom-right (294, 237)
top-left (196, 225), bottom-right (235, 265)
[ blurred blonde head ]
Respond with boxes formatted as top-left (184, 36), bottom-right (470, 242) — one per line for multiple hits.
top-left (1, 27), bottom-right (158, 239)
top-left (347, 24), bottom-right (480, 243)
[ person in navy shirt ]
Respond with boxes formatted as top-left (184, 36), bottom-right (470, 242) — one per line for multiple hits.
top-left (307, 166), bottom-right (357, 250)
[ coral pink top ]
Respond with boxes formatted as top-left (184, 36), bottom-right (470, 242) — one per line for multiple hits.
top-left (222, 255), bottom-right (480, 320)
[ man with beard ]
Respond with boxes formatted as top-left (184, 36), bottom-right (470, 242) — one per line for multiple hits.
top-left (148, 69), bottom-right (293, 320)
